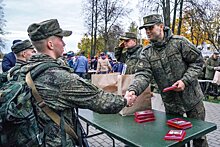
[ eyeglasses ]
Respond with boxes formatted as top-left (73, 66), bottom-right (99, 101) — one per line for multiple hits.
top-left (145, 25), bottom-right (155, 31)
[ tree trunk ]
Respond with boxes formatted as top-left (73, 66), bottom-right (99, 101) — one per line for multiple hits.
top-left (90, 0), bottom-right (94, 57)
top-left (94, 0), bottom-right (98, 55)
top-left (190, 17), bottom-right (194, 44)
top-left (172, 0), bottom-right (178, 33)
top-left (104, 0), bottom-right (108, 52)
top-left (177, 0), bottom-right (183, 35)
top-left (165, 0), bottom-right (170, 27)
top-left (162, 0), bottom-right (170, 27)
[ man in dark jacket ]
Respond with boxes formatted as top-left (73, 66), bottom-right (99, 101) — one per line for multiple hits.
top-left (2, 39), bottom-right (21, 72)
top-left (125, 14), bottom-right (207, 147)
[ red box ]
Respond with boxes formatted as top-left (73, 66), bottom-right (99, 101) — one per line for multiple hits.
top-left (167, 118), bottom-right (192, 129)
top-left (162, 86), bottom-right (177, 92)
top-left (134, 110), bottom-right (154, 119)
top-left (164, 130), bottom-right (186, 141)
top-left (134, 116), bottom-right (156, 123)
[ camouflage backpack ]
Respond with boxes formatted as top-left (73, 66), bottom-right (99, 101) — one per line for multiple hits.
top-left (0, 62), bottom-right (75, 147)
top-left (0, 64), bottom-right (22, 87)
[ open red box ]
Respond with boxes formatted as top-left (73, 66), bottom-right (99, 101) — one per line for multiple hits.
top-left (164, 130), bottom-right (186, 141)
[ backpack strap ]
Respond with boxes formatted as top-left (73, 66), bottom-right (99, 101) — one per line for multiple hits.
top-left (25, 72), bottom-right (78, 140)
top-left (7, 65), bottom-right (21, 81)
top-left (30, 62), bottom-right (72, 79)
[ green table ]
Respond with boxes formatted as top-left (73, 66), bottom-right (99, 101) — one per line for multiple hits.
top-left (79, 109), bottom-right (217, 147)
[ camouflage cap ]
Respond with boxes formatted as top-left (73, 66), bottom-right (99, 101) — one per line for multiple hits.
top-left (139, 14), bottom-right (163, 30)
top-left (120, 32), bottom-right (137, 40)
top-left (27, 19), bottom-right (72, 41)
top-left (11, 39), bottom-right (34, 54)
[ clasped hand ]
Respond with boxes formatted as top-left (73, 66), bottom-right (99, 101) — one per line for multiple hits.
top-left (124, 91), bottom-right (137, 107)
top-left (214, 66), bottom-right (220, 71)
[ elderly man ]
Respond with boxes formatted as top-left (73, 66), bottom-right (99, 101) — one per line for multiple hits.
top-left (125, 14), bottom-right (207, 147)
top-left (12, 19), bottom-right (136, 147)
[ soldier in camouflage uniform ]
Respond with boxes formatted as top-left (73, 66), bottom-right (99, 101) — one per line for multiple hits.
top-left (6, 39), bottom-right (36, 80)
top-left (115, 32), bottom-right (142, 74)
top-left (205, 51), bottom-right (220, 99)
top-left (125, 14), bottom-right (208, 147)
top-left (9, 40), bottom-right (35, 76)
top-left (205, 51), bottom-right (220, 80)
top-left (22, 19), bottom-right (136, 146)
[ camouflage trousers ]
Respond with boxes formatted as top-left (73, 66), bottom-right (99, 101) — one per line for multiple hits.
top-left (167, 100), bottom-right (208, 147)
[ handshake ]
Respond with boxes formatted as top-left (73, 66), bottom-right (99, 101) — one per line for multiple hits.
top-left (124, 91), bottom-right (137, 107)
top-left (214, 66), bottom-right (220, 71)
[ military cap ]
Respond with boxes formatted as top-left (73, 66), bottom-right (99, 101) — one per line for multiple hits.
top-left (27, 19), bottom-right (72, 41)
top-left (120, 32), bottom-right (137, 40)
top-left (11, 39), bottom-right (34, 54)
top-left (12, 39), bottom-right (22, 45)
top-left (139, 14), bottom-right (163, 30)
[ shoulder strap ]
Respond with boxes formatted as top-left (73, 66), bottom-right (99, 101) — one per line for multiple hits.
top-left (25, 72), bottom-right (78, 140)
top-left (30, 62), bottom-right (71, 79)
top-left (7, 65), bottom-right (21, 80)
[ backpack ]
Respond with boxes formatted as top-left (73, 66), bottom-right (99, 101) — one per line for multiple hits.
top-left (0, 72), bottom-right (7, 87)
top-left (0, 62), bottom-right (80, 147)
top-left (0, 65), bottom-right (44, 146)
top-left (0, 64), bottom-right (22, 87)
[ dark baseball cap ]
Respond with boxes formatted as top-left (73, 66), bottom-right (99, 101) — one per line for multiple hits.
top-left (11, 39), bottom-right (34, 54)
top-left (27, 19), bottom-right (72, 41)
top-left (139, 14), bottom-right (163, 30)
top-left (120, 32), bottom-right (137, 40)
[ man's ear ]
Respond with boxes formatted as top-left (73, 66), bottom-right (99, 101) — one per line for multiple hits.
top-left (47, 40), bottom-right (54, 50)
top-left (160, 23), bottom-right (164, 29)
top-left (22, 51), bottom-right (26, 57)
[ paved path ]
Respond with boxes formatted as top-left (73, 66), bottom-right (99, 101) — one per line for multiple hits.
top-left (82, 93), bottom-right (220, 147)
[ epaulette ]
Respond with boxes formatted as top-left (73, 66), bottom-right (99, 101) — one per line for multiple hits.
top-left (172, 35), bottom-right (185, 40)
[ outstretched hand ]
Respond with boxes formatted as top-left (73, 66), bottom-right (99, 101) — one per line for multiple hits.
top-left (214, 67), bottom-right (220, 71)
top-left (124, 91), bottom-right (137, 107)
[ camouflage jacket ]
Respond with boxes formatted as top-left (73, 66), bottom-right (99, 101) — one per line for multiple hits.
top-left (128, 27), bottom-right (204, 114)
top-left (205, 56), bottom-right (220, 80)
top-left (115, 45), bottom-right (143, 74)
top-left (20, 54), bottom-right (127, 147)
top-left (7, 59), bottom-right (27, 79)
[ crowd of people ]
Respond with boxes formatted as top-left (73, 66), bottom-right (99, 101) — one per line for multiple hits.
top-left (0, 14), bottom-right (214, 147)
top-left (60, 50), bottom-right (126, 77)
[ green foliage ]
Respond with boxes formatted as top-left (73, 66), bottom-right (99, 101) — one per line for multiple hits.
top-left (128, 21), bottom-right (138, 34)
top-left (204, 96), bottom-right (220, 104)
top-left (77, 34), bottom-right (105, 57)
top-left (77, 34), bottom-right (91, 57)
